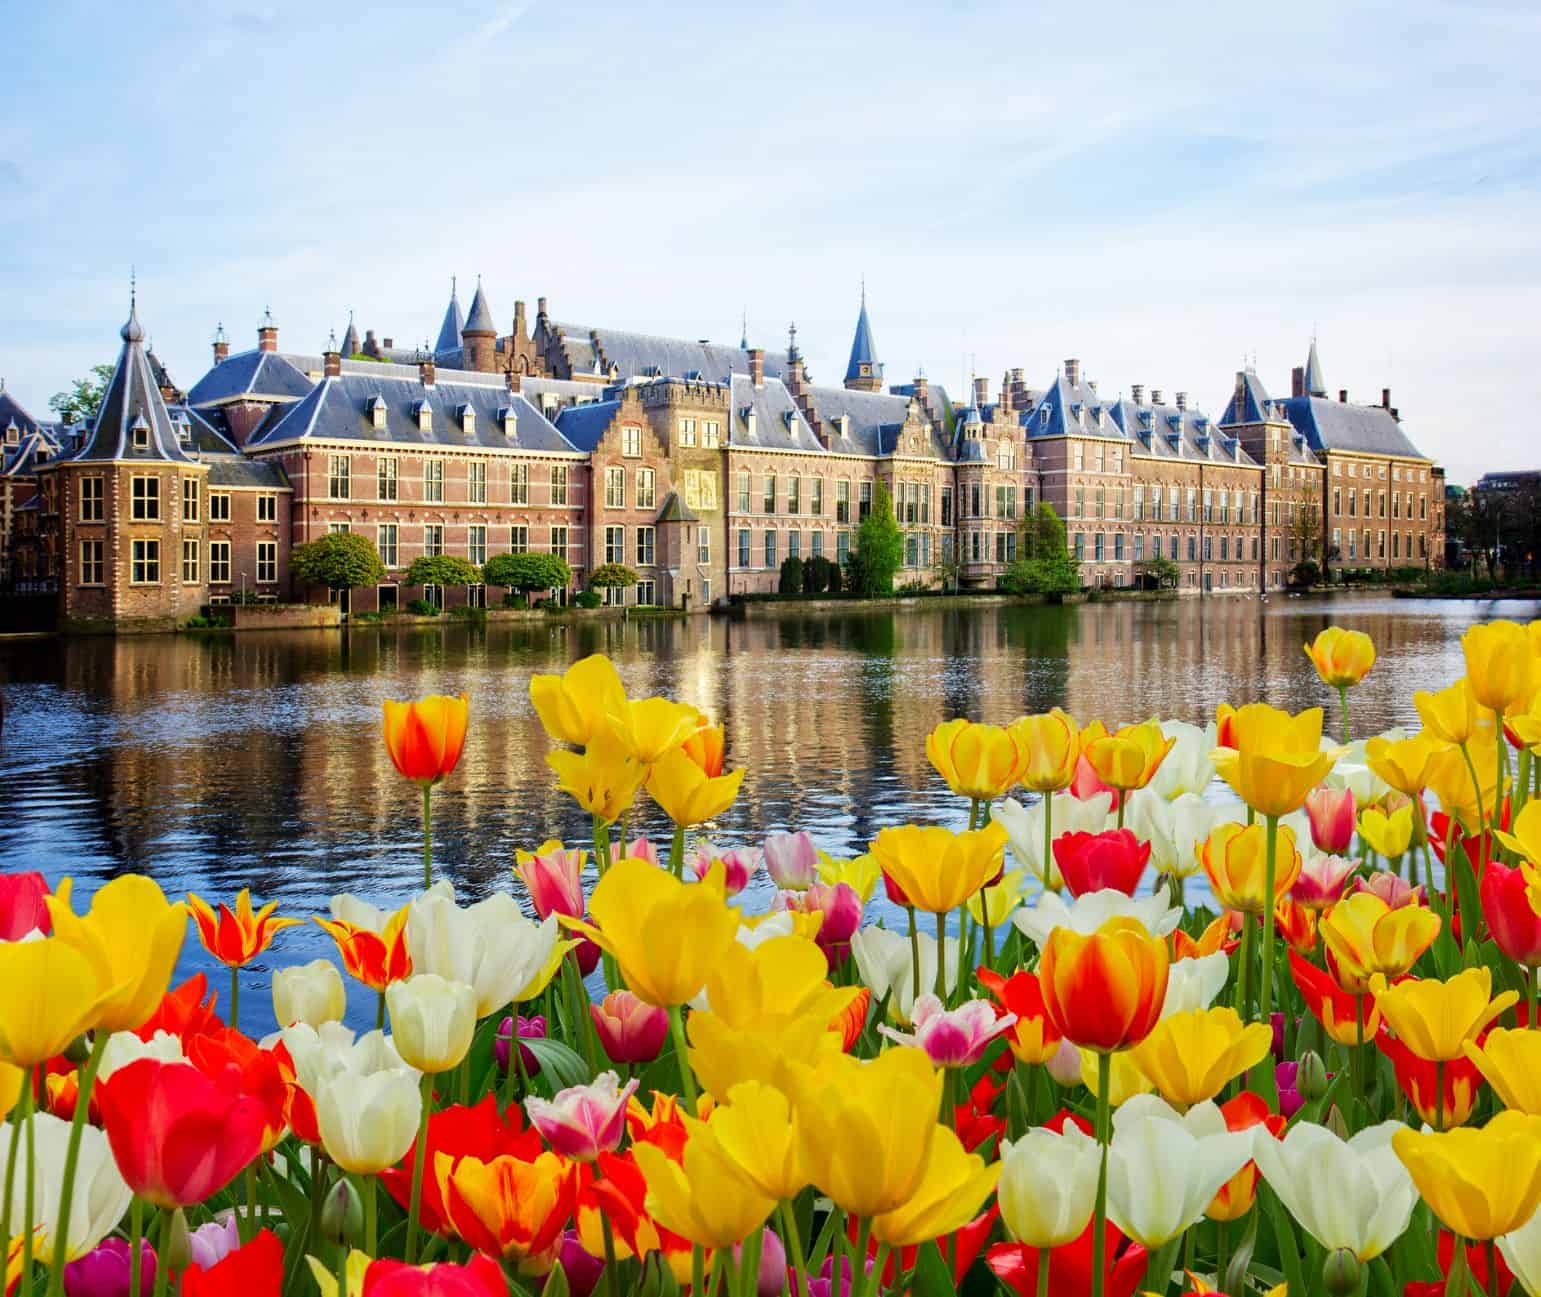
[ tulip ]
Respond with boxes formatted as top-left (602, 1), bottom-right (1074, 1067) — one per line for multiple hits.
top-left (1009, 710), bottom-right (1081, 792)
top-left (1052, 830), bottom-right (1149, 898)
top-left (1013, 888), bottom-right (1182, 950)
top-left (1124, 791), bottom-right (1216, 881)
top-left (548, 746), bottom-right (648, 826)
top-left (97, 1058), bottom-right (267, 1208)
top-left (494, 1015), bottom-right (544, 1078)
top-left (1291, 852), bottom-right (1356, 910)
top-left (1274, 1062), bottom-right (1305, 1120)
top-left (998, 1124), bottom-right (1102, 1248)
top-left (1365, 732), bottom-right (1441, 799)
top-left (624, 835), bottom-right (659, 867)
top-left (1076, 1046), bottom-right (1153, 1107)
top-left (1306, 626), bottom-right (1377, 688)
top-left (869, 1125), bottom-right (1000, 1250)
top-left (0, 937), bottom-right (118, 1068)
top-left (695, 1080), bottom-right (806, 1202)
top-left (0, 1110), bottom-right (132, 1265)
top-left (1290, 950), bottom-right (1384, 1047)
top-left (689, 844), bottom-right (763, 897)
top-left (605, 695), bottom-right (700, 764)
top-left (793, 881), bottom-right (863, 963)
top-left (1273, 896), bottom-right (1319, 955)
top-left (1415, 678), bottom-right (1486, 748)
top-left (925, 718), bottom-right (1026, 803)
top-left (1210, 703), bottom-right (1339, 818)
top-left (1482, 858), bottom-right (1541, 979)
top-left (1305, 786), bottom-right (1356, 854)
top-left (1080, 720), bottom-right (1175, 800)
top-left (1159, 952), bottom-right (1231, 1019)
top-left (382, 692), bottom-right (469, 888)
top-left (763, 831), bottom-right (818, 890)
top-left (681, 717), bottom-right (727, 776)
top-left (318, 1065), bottom-right (423, 1178)
top-left (529, 654), bottom-right (626, 746)
top-left (513, 841), bottom-right (587, 919)
top-left (878, 994), bottom-right (1016, 1067)
top-left (1103, 1095), bottom-right (1253, 1248)
top-left (272, 959), bottom-right (347, 1029)
top-left (815, 850), bottom-right (882, 903)
top-left (985, 1220), bottom-right (1148, 1297)
top-left (62, 1237), bottom-right (157, 1297)
top-left (1039, 917), bottom-right (1169, 1055)
top-left (632, 1121), bottom-right (776, 1250)
top-left (1377, 1030), bottom-right (1483, 1130)
top-left (1320, 891), bottom-right (1441, 993)
top-left (361, 1255), bottom-right (509, 1297)
top-left (1348, 870), bottom-right (1425, 909)
top-left (1464, 620), bottom-right (1538, 714)
top-left (0, 871), bottom-right (50, 941)
top-left (184, 1217), bottom-right (240, 1272)
top-left (314, 900), bottom-right (413, 995)
top-left (869, 822), bottom-right (1007, 914)
top-left (1170, 916), bottom-right (1236, 961)
top-left (647, 744), bottom-right (745, 831)
top-left (1129, 1008), bottom-right (1273, 1109)
top-left (1371, 966), bottom-right (1515, 1065)
top-left (406, 886), bottom-right (562, 1018)
top-left (1394, 1111), bottom-right (1541, 1240)
top-left (588, 991), bottom-right (668, 1064)
top-left (1252, 1119), bottom-right (1418, 1260)
top-left (1465, 1027), bottom-right (1541, 1114)
top-left (976, 968), bottom-right (1063, 1066)
top-left (1145, 721), bottom-right (1216, 800)
top-left (178, 1230), bottom-right (283, 1297)
top-left (186, 890), bottom-right (298, 969)
top-left (1358, 803), bottom-right (1414, 861)
top-left (387, 974), bottom-right (477, 1074)
top-left (524, 1071), bottom-right (638, 1162)
top-left (994, 791), bottom-right (1114, 889)
top-left (1201, 821), bottom-right (1303, 915)
top-left (1205, 1092), bottom-right (1286, 1222)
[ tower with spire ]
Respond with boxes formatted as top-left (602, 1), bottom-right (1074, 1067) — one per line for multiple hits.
top-left (460, 276), bottom-right (497, 372)
top-left (843, 284), bottom-right (883, 393)
top-left (434, 279), bottom-right (464, 358)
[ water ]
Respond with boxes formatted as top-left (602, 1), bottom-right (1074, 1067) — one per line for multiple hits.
top-left (1, 592), bottom-right (1534, 1031)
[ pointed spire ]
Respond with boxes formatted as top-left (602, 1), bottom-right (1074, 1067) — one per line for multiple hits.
top-left (1305, 337), bottom-right (1327, 398)
top-left (342, 311), bottom-right (360, 356)
top-left (787, 321), bottom-right (801, 363)
top-left (844, 285), bottom-right (882, 391)
top-left (121, 281), bottom-right (145, 343)
top-left (462, 274), bottom-right (496, 335)
top-left (435, 278), bottom-right (465, 353)
top-left (739, 308), bottom-right (748, 351)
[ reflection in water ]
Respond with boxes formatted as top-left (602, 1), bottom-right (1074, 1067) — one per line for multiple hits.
top-left (1, 593), bottom-right (1534, 1030)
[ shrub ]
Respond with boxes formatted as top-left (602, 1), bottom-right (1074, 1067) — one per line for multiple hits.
top-left (499, 593), bottom-right (529, 609)
top-left (483, 552), bottom-right (572, 596)
top-left (290, 532), bottom-right (387, 593)
top-left (826, 560), bottom-right (842, 594)
top-left (1291, 559), bottom-right (1321, 587)
top-left (589, 563), bottom-right (640, 592)
top-left (404, 555), bottom-right (481, 589)
top-left (779, 556), bottom-right (805, 594)
top-left (405, 598), bottom-right (439, 616)
top-left (573, 590), bottom-right (603, 609)
top-left (448, 605), bottom-right (487, 624)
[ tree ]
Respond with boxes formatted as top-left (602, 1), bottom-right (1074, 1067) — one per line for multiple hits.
top-left (404, 555), bottom-right (482, 589)
top-left (848, 479), bottom-right (904, 596)
top-left (289, 532), bottom-right (386, 592)
top-left (1002, 503), bottom-right (1081, 594)
top-left (802, 555), bottom-right (836, 594)
top-left (588, 563), bottom-right (640, 592)
top-left (779, 556), bottom-right (805, 594)
top-left (1134, 556), bottom-right (1180, 590)
top-left (482, 552), bottom-right (572, 597)
top-left (49, 363), bottom-right (116, 425)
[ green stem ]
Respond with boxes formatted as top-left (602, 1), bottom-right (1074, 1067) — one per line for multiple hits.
top-left (597, 1173), bottom-right (621, 1297)
top-left (852, 1218), bottom-right (872, 1297)
top-left (1035, 1246), bottom-right (1051, 1297)
top-left (692, 1246), bottom-right (706, 1297)
top-left (935, 913), bottom-right (948, 1002)
top-left (907, 907), bottom-right (922, 1009)
top-left (363, 1173), bottom-right (377, 1257)
top-left (982, 905), bottom-right (995, 970)
top-left (593, 817), bottom-right (613, 878)
top-left (968, 798), bottom-right (981, 832)
top-left (150, 1208), bottom-right (172, 1297)
top-left (128, 1198), bottom-right (144, 1297)
top-left (1042, 791), bottom-right (1055, 889)
top-left (565, 953), bottom-right (599, 1077)
top-left (1352, 994), bottom-right (1366, 1119)
top-left (307, 1150), bottom-right (328, 1262)
top-left (1258, 816), bottom-right (1279, 1023)
top-left (0, 1101), bottom-right (18, 1294)
top-left (1116, 795), bottom-right (1126, 830)
top-left (780, 1200), bottom-right (808, 1292)
top-left (1447, 1235), bottom-right (1471, 1297)
top-left (1517, 747), bottom-right (1533, 827)
top-left (20, 1078), bottom-right (35, 1296)
top-left (376, 991), bottom-right (386, 1030)
top-left (230, 965), bottom-right (240, 1032)
top-left (1215, 1222), bottom-right (1228, 1297)
top-left (1529, 969), bottom-right (1538, 1032)
top-left (1485, 1238), bottom-right (1501, 1297)
top-left (667, 1004), bottom-right (697, 1112)
top-left (1091, 1051), bottom-right (1112, 1297)
top-left (1234, 911), bottom-right (1254, 1018)
top-left (405, 1072), bottom-right (433, 1262)
top-left (45, 1027), bottom-right (110, 1294)
top-left (241, 1162), bottom-right (257, 1243)
top-left (738, 1219), bottom-right (763, 1297)
top-left (669, 824), bottom-right (686, 880)
top-left (422, 783), bottom-right (434, 890)
top-left (1338, 683), bottom-right (1351, 744)
top-left (955, 904), bottom-right (969, 1002)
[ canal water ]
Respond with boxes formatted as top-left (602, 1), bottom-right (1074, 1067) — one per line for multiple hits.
top-left (1, 593), bottom-right (1533, 1030)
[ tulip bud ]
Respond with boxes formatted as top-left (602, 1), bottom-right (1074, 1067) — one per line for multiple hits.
top-left (63, 1034), bottom-right (92, 1065)
top-left (1325, 1104), bottom-right (1349, 1141)
top-left (322, 1178), bottom-right (363, 1248)
top-left (1322, 1247), bottom-right (1362, 1296)
top-left (162, 1210), bottom-right (192, 1274)
top-left (1297, 1050), bottom-right (1329, 1101)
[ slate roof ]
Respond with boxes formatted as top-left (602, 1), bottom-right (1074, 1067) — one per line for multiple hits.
top-left (1279, 396), bottom-right (1426, 460)
top-left (553, 400), bottom-right (621, 452)
top-left (1109, 396), bottom-right (1261, 467)
top-left (434, 283), bottom-right (465, 355)
top-left (1216, 371), bottom-right (1321, 466)
top-left (655, 491), bottom-right (700, 523)
top-left (549, 322), bottom-right (786, 386)
top-left (889, 381), bottom-right (955, 433)
top-left (728, 374), bottom-right (830, 454)
top-left (71, 303), bottom-right (199, 463)
top-left (1304, 340), bottom-right (1327, 398)
top-left (186, 349), bottom-right (313, 407)
top-left (1028, 374), bottom-right (1130, 441)
top-left (166, 404), bottom-right (241, 455)
top-left (844, 297), bottom-right (880, 382)
top-left (206, 457), bottom-right (291, 489)
top-left (463, 279), bottom-right (496, 334)
top-left (247, 373), bottom-right (580, 455)
top-left (2, 428), bottom-right (61, 477)
top-left (1, 384), bottom-right (46, 455)
top-left (798, 382), bottom-right (948, 459)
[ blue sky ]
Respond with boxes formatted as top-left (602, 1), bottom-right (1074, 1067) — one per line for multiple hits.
top-left (2, 0), bottom-right (1537, 482)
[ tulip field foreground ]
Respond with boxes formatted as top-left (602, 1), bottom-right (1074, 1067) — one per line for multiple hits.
top-left (12, 624), bottom-right (1541, 1297)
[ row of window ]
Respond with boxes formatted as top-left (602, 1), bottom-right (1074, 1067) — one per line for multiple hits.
top-left (1331, 487), bottom-right (1428, 521)
top-left (1332, 461), bottom-right (1429, 483)
top-left (359, 523), bottom-right (574, 569)
top-left (600, 525), bottom-right (660, 567)
top-left (602, 467), bottom-right (659, 510)
top-left (82, 477), bottom-right (279, 525)
top-left (88, 538), bottom-right (280, 587)
top-left (1331, 529), bottom-right (1430, 561)
top-left (347, 458), bottom-right (574, 507)
top-left (1071, 533), bottom-right (1265, 565)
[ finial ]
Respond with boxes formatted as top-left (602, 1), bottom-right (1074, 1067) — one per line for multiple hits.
top-left (328, 329), bottom-right (338, 351)
top-left (740, 308), bottom-right (748, 351)
top-left (859, 275), bottom-right (865, 307)
top-left (130, 265), bottom-right (136, 310)
top-left (452, 275), bottom-right (457, 298)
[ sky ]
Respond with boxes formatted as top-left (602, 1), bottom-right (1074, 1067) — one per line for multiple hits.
top-left (1, 1), bottom-right (1538, 484)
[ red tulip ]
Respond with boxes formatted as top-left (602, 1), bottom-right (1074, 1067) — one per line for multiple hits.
top-left (363, 1257), bottom-right (507, 1297)
top-left (185, 1028), bottom-right (290, 1153)
top-left (1290, 950), bottom-right (1383, 1047)
top-left (986, 1220), bottom-right (1148, 1297)
top-left (1052, 829), bottom-right (1150, 898)
top-left (0, 871), bottom-right (50, 941)
top-left (1304, 786), bottom-right (1356, 855)
top-left (179, 1230), bottom-right (283, 1297)
top-left (1403, 1230), bottom-right (1514, 1297)
top-left (134, 974), bottom-right (222, 1044)
top-left (1069, 755), bottom-right (1121, 810)
top-left (850, 1204), bottom-right (998, 1290)
top-left (953, 1075), bottom-right (1005, 1154)
top-left (1375, 1030), bottom-right (1485, 1129)
top-left (1481, 858), bottom-right (1541, 967)
top-left (97, 1059), bottom-right (268, 1209)
top-left (588, 991), bottom-right (669, 1065)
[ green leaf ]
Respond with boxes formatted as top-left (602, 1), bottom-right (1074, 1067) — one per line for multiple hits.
top-left (521, 1036), bottom-right (591, 1089)
top-left (907, 1240), bottom-right (954, 1297)
top-left (1261, 1182), bottom-right (1308, 1297)
top-left (1225, 1210), bottom-right (1259, 1296)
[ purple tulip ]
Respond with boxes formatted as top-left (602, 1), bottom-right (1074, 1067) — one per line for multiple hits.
top-left (496, 1015), bottom-right (547, 1076)
top-left (1270, 1013), bottom-right (1286, 1062)
top-left (63, 1238), bottom-right (157, 1297)
top-left (1276, 1062), bottom-right (1305, 1118)
top-left (732, 1228), bottom-right (788, 1297)
top-left (186, 1217), bottom-right (240, 1271)
top-left (547, 1232), bottom-right (604, 1297)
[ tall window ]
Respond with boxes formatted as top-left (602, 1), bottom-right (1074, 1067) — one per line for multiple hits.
top-left (737, 529), bottom-right (751, 568)
top-left (551, 465), bottom-right (569, 506)
top-left (764, 474), bottom-right (776, 514)
top-left (605, 467), bottom-right (625, 508)
top-left (378, 524), bottom-right (399, 567)
top-left (698, 526), bottom-right (710, 564)
top-left (940, 486), bottom-right (952, 527)
top-left (737, 471), bottom-right (751, 513)
top-left (258, 494), bottom-right (277, 522)
top-left (209, 541), bottom-right (231, 584)
top-left (424, 525), bottom-right (444, 557)
top-left (510, 525), bottom-right (528, 553)
top-left (550, 525), bottom-right (568, 559)
top-left (510, 463), bottom-right (529, 504)
top-left (636, 526), bottom-right (656, 566)
top-left (468, 462), bottom-right (486, 503)
top-left (788, 477), bottom-right (801, 514)
top-left (183, 478), bottom-right (200, 522)
top-left (80, 476), bottom-right (104, 522)
top-left (812, 530), bottom-right (824, 559)
top-left (636, 468), bottom-right (656, 510)
top-left (328, 455), bottom-right (351, 499)
top-left (257, 542), bottom-right (277, 584)
top-left (837, 531), bottom-right (851, 564)
top-left (789, 530), bottom-right (801, 560)
top-left (425, 460), bottom-right (445, 503)
top-left (859, 481), bottom-right (872, 520)
top-left (79, 540), bottom-right (103, 585)
top-left (377, 457), bottom-right (398, 501)
top-left (622, 426), bottom-right (642, 458)
top-left (764, 530), bottom-right (777, 568)
top-left (836, 479), bottom-right (850, 523)
top-left (811, 477), bottom-right (824, 516)
top-left (605, 526), bottom-right (625, 564)
top-left (182, 538), bottom-right (200, 583)
top-left (679, 418), bottom-right (697, 448)
top-left (468, 525), bottom-right (487, 565)
top-left (210, 492), bottom-right (231, 522)
top-left (131, 538), bottom-right (160, 584)
top-left (131, 476), bottom-right (160, 521)
top-left (702, 420), bottom-right (721, 448)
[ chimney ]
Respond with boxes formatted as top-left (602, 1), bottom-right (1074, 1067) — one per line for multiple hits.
top-left (998, 371), bottom-right (1013, 413)
top-left (505, 367), bottom-right (520, 395)
top-left (257, 308), bottom-right (278, 353)
top-left (513, 300), bottom-right (527, 339)
top-left (1339, 389), bottom-right (1348, 403)
top-left (1175, 391), bottom-right (1188, 411)
top-left (420, 357), bottom-right (436, 387)
top-left (748, 347), bottom-right (765, 388)
top-left (1382, 387), bottom-right (1391, 409)
top-left (1292, 366), bottom-right (1305, 398)
top-left (536, 296), bottom-right (548, 321)
top-left (1151, 388), bottom-right (1164, 406)
top-left (972, 375), bottom-right (990, 408)
top-left (323, 337), bottom-right (342, 378)
top-left (1131, 383), bottom-right (1145, 406)
top-left (212, 323), bottom-right (229, 366)
top-left (1064, 358), bottom-right (1081, 386)
top-left (912, 371), bottom-right (929, 405)
top-left (363, 329), bottom-right (380, 358)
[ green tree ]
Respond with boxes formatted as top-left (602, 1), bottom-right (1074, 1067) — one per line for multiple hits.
top-left (1003, 502), bottom-right (1080, 594)
top-left (405, 555), bottom-right (482, 589)
top-left (49, 363), bottom-right (116, 424)
top-left (290, 532), bottom-right (387, 592)
top-left (849, 479), bottom-right (904, 596)
top-left (1134, 555), bottom-right (1180, 590)
top-left (779, 555), bottom-right (805, 594)
top-left (588, 562), bottom-right (640, 592)
top-left (482, 552), bottom-right (572, 596)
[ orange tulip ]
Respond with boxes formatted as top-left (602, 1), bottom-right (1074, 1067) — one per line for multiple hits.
top-left (833, 986), bottom-right (871, 1052)
top-left (187, 890), bottom-right (300, 969)
top-left (382, 694), bottom-right (469, 786)
top-left (1201, 822), bottom-right (1303, 916)
top-left (1172, 915), bottom-right (1237, 961)
top-left (1304, 627), bottom-right (1376, 689)
top-left (1079, 720), bottom-right (1175, 793)
top-left (313, 906), bottom-right (413, 992)
top-left (1039, 917), bottom-right (1169, 1054)
top-left (1273, 896), bottom-right (1319, 955)
top-left (682, 722), bottom-right (726, 778)
top-left (434, 1148), bottom-right (579, 1273)
top-left (976, 967), bottom-right (1063, 1065)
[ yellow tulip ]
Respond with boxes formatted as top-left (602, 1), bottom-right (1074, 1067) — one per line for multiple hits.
top-left (1305, 627), bottom-right (1376, 687)
top-left (1200, 821), bottom-right (1303, 915)
top-left (563, 858), bottom-right (738, 1007)
top-left (1364, 732), bottom-right (1441, 798)
top-left (1081, 719), bottom-right (1175, 792)
top-left (689, 1009), bottom-right (843, 1102)
top-left (1358, 804), bottom-right (1414, 861)
top-left (1414, 678), bottom-right (1485, 748)
top-left (1370, 967), bottom-right (1516, 1063)
top-left (546, 745), bottom-right (647, 825)
top-left (967, 869), bottom-right (1028, 927)
top-left (1507, 689), bottom-right (1541, 753)
top-left (306, 1250), bottom-right (370, 1297)
top-left (815, 851), bottom-right (881, 903)
top-left (1010, 710), bottom-right (1080, 793)
top-left (1393, 1111), bottom-right (1541, 1240)
top-left (1077, 1047), bottom-right (1154, 1107)
top-left (46, 876), bottom-right (186, 1034)
top-left (870, 1124), bottom-right (1001, 1248)
top-left (699, 1082), bottom-right (805, 1201)
top-left (1425, 730), bottom-right (1504, 833)
top-left (869, 822), bottom-right (1008, 915)
top-left (0, 937), bottom-right (119, 1067)
top-left (702, 936), bottom-right (854, 1029)
top-left (1496, 800), bottom-right (1541, 867)
top-left (1319, 892), bottom-right (1441, 994)
top-left (529, 653), bottom-right (627, 747)
top-left (1129, 1008), bottom-right (1275, 1109)
top-left (1464, 620), bottom-right (1539, 714)
top-left (926, 718), bottom-right (1026, 801)
top-left (646, 747), bottom-right (746, 827)
top-left (0, 1061), bottom-right (21, 1117)
top-left (1210, 704), bottom-right (1339, 817)
top-left (605, 696), bottom-right (701, 765)
top-left (633, 1123), bottom-right (776, 1249)
top-left (791, 1047), bottom-right (944, 1217)
top-left (1464, 1028), bottom-right (1541, 1114)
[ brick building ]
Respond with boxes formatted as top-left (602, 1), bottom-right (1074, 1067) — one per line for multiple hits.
top-left (12, 282), bottom-right (1444, 631)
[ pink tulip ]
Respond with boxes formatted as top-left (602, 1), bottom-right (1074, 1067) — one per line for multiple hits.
top-left (0, 870), bottom-right (51, 941)
top-left (1069, 754), bottom-right (1121, 810)
top-left (733, 1228), bottom-right (788, 1297)
top-left (186, 1218), bottom-right (241, 1271)
top-left (764, 831), bottom-right (819, 890)
top-left (1044, 1037), bottom-right (1083, 1086)
top-left (775, 883), bottom-right (862, 965)
top-left (1350, 870), bottom-right (1425, 909)
top-left (623, 836), bottom-right (659, 868)
top-left (690, 845), bottom-right (763, 897)
top-left (878, 995), bottom-right (1016, 1068)
top-left (589, 991), bottom-right (669, 1064)
top-left (1291, 854), bottom-right (1357, 910)
top-left (494, 1015), bottom-right (546, 1076)
top-left (514, 843), bottom-right (587, 920)
top-left (1305, 786), bottom-right (1356, 855)
top-left (525, 1071), bottom-right (639, 1162)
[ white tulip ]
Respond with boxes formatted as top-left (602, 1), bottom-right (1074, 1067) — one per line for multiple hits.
top-left (386, 973), bottom-right (477, 1074)
top-left (1159, 952), bottom-right (1231, 1019)
top-left (97, 1029), bottom-right (183, 1083)
top-left (1251, 1119), bottom-right (1417, 1261)
top-left (273, 959), bottom-right (347, 1029)
top-left (1044, 1038), bottom-right (1085, 1087)
top-left (279, 1022), bottom-right (416, 1105)
top-left (1499, 1203), bottom-right (1541, 1297)
top-left (406, 885), bottom-right (560, 1018)
top-left (849, 925), bottom-right (960, 1023)
top-left (1013, 887), bottom-right (1182, 950)
top-left (1106, 1095), bottom-right (1254, 1247)
top-left (998, 1125), bottom-right (1102, 1248)
top-left (1147, 721), bottom-right (1216, 800)
top-left (329, 893), bottom-right (396, 932)
top-left (1, 1111), bottom-right (133, 1263)
top-left (736, 911), bottom-right (796, 949)
top-left (316, 1066), bottom-right (423, 1175)
top-left (994, 792), bottom-right (1114, 888)
top-left (1126, 790), bottom-right (1220, 879)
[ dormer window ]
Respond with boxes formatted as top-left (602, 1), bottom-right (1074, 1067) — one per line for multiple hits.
top-left (1038, 406), bottom-right (1050, 428)
top-left (4, 422), bottom-right (17, 446)
top-left (131, 415), bottom-right (150, 450)
top-left (177, 419), bottom-right (192, 448)
top-left (416, 401), bottom-right (432, 433)
top-left (369, 396), bottom-right (388, 431)
top-left (838, 414), bottom-right (851, 439)
top-left (783, 409), bottom-right (798, 432)
top-left (743, 407), bottom-right (757, 439)
top-left (460, 405), bottom-right (476, 436)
